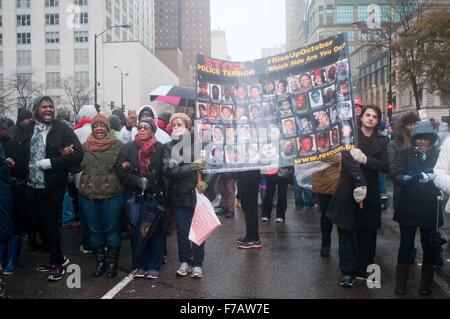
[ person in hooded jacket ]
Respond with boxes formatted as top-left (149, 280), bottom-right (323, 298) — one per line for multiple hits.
top-left (131, 105), bottom-right (172, 144)
top-left (327, 105), bottom-right (389, 288)
top-left (163, 113), bottom-right (208, 278)
top-left (24, 96), bottom-right (83, 281)
top-left (0, 114), bottom-right (28, 275)
top-left (393, 120), bottom-right (442, 296)
top-left (115, 118), bottom-right (167, 279)
top-left (78, 115), bottom-right (124, 278)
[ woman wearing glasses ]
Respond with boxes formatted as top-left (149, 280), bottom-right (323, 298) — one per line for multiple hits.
top-left (115, 118), bottom-right (167, 279)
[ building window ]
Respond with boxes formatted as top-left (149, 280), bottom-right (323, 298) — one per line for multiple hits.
top-left (74, 48), bottom-right (89, 65)
top-left (326, 5), bottom-right (333, 24)
top-left (74, 31), bottom-right (88, 42)
top-left (337, 5), bottom-right (354, 24)
top-left (45, 0), bottom-right (59, 7)
top-left (74, 71), bottom-right (89, 89)
top-left (45, 49), bottom-right (60, 65)
top-left (17, 50), bottom-right (31, 66)
top-left (74, 0), bottom-right (87, 6)
top-left (17, 14), bottom-right (31, 26)
top-left (319, 6), bottom-right (324, 26)
top-left (16, 0), bottom-right (30, 9)
top-left (77, 12), bottom-right (88, 24)
top-left (45, 14), bottom-right (59, 25)
top-left (46, 72), bottom-right (60, 89)
top-left (358, 5), bottom-right (369, 22)
top-left (45, 32), bottom-right (60, 43)
top-left (17, 32), bottom-right (31, 45)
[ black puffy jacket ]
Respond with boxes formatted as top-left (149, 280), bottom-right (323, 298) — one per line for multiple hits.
top-left (0, 144), bottom-right (12, 241)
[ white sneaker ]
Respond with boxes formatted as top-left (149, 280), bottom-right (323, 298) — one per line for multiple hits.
top-left (191, 267), bottom-right (203, 278)
top-left (276, 218), bottom-right (284, 223)
top-left (176, 262), bottom-right (192, 276)
top-left (261, 217), bottom-right (270, 222)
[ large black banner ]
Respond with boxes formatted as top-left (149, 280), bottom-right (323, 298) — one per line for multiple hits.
top-left (195, 34), bottom-right (356, 173)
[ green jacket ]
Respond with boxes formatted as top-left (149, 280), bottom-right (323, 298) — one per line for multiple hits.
top-left (79, 140), bottom-right (124, 200)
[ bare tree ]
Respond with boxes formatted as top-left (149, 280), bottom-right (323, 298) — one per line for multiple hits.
top-left (60, 77), bottom-right (93, 115)
top-left (5, 73), bottom-right (45, 111)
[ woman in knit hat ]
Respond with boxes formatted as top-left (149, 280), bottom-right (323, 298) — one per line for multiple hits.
top-left (115, 118), bottom-right (167, 279)
top-left (163, 113), bottom-right (208, 279)
top-left (78, 114), bottom-right (124, 278)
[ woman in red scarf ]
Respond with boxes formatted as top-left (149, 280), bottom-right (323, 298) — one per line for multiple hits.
top-left (115, 118), bottom-right (167, 280)
top-left (78, 115), bottom-right (124, 278)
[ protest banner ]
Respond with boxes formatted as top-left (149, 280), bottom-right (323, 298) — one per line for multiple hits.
top-left (195, 33), bottom-right (356, 173)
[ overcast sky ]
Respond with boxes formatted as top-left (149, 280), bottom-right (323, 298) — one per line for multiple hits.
top-left (210, 0), bottom-right (286, 62)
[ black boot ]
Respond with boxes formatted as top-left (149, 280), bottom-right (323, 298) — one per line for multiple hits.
top-left (93, 247), bottom-right (106, 277)
top-left (106, 246), bottom-right (120, 278)
top-left (419, 265), bottom-right (434, 296)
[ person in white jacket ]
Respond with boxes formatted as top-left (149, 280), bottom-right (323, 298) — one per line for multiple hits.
top-left (131, 105), bottom-right (171, 144)
top-left (434, 136), bottom-right (450, 244)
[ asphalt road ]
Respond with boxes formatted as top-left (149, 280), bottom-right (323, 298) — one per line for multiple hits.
top-left (3, 190), bottom-right (450, 299)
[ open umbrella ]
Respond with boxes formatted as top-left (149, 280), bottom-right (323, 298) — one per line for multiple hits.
top-left (149, 85), bottom-right (196, 107)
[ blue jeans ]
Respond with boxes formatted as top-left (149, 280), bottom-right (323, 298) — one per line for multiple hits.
top-left (174, 207), bottom-right (205, 267)
top-left (378, 172), bottom-right (388, 198)
top-left (132, 221), bottom-right (165, 271)
top-left (293, 179), bottom-right (313, 207)
top-left (61, 188), bottom-right (75, 226)
top-left (78, 193), bottom-right (124, 248)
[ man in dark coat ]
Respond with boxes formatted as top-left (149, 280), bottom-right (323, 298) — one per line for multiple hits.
top-left (23, 96), bottom-right (83, 282)
top-left (327, 105), bottom-right (389, 287)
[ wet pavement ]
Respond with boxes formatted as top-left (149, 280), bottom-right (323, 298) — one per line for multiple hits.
top-left (2, 189), bottom-right (450, 299)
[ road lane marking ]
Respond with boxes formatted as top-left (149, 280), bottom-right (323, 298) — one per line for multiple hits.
top-left (101, 273), bottom-right (134, 299)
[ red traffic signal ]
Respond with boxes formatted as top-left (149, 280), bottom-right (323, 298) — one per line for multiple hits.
top-left (387, 103), bottom-right (394, 111)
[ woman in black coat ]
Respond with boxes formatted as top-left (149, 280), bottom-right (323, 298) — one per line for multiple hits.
top-left (393, 120), bottom-right (441, 296)
top-left (327, 105), bottom-right (389, 287)
top-left (115, 119), bottom-right (166, 280)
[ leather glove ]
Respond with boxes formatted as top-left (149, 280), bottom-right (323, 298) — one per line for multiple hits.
top-left (137, 177), bottom-right (149, 190)
top-left (350, 148), bottom-right (367, 164)
top-left (36, 159), bottom-right (52, 170)
top-left (403, 172), bottom-right (422, 183)
top-left (167, 159), bottom-right (179, 170)
top-left (419, 172), bottom-right (434, 183)
top-left (353, 186), bottom-right (367, 203)
top-left (191, 159), bottom-right (205, 171)
top-left (196, 181), bottom-right (208, 193)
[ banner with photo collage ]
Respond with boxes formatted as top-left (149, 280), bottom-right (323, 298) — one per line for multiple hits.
top-left (195, 33), bottom-right (356, 173)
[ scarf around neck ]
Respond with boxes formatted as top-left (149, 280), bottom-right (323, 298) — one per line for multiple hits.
top-left (85, 131), bottom-right (117, 152)
top-left (134, 134), bottom-right (158, 176)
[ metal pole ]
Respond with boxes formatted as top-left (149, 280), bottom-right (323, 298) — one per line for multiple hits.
top-left (121, 71), bottom-right (124, 110)
top-left (94, 33), bottom-right (97, 106)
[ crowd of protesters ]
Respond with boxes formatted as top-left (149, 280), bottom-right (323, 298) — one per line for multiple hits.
top-left (0, 96), bottom-right (449, 298)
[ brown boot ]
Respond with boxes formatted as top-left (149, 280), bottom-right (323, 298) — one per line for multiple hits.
top-left (419, 265), bottom-right (434, 296)
top-left (395, 264), bottom-right (410, 295)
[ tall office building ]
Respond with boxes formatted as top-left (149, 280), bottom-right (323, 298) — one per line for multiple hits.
top-left (261, 45), bottom-right (287, 58)
top-left (0, 0), bottom-right (179, 114)
top-left (211, 28), bottom-right (229, 60)
top-left (286, 0), bottom-right (306, 50)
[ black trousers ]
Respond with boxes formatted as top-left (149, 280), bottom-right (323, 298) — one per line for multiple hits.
top-left (26, 187), bottom-right (65, 265)
top-left (398, 225), bottom-right (434, 266)
top-left (262, 179), bottom-right (289, 220)
top-left (338, 227), bottom-right (377, 276)
top-left (317, 193), bottom-right (334, 248)
top-left (239, 178), bottom-right (260, 242)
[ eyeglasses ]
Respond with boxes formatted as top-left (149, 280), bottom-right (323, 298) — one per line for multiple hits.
top-left (138, 125), bottom-right (151, 131)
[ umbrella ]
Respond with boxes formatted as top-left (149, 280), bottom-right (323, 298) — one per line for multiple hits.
top-left (149, 85), bottom-right (196, 107)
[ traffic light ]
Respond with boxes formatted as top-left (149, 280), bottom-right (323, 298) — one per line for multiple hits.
top-left (110, 101), bottom-right (115, 110)
top-left (387, 102), bottom-right (393, 120)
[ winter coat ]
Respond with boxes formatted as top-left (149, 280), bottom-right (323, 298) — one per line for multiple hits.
top-left (79, 140), bottom-right (124, 200)
top-left (163, 136), bottom-right (198, 208)
top-left (23, 120), bottom-right (84, 191)
top-left (434, 137), bottom-right (450, 213)
top-left (115, 140), bottom-right (166, 200)
top-left (327, 129), bottom-right (389, 231)
top-left (312, 153), bottom-right (341, 195)
top-left (0, 144), bottom-right (12, 241)
top-left (394, 146), bottom-right (442, 228)
top-left (0, 136), bottom-right (27, 182)
top-left (388, 138), bottom-right (406, 205)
